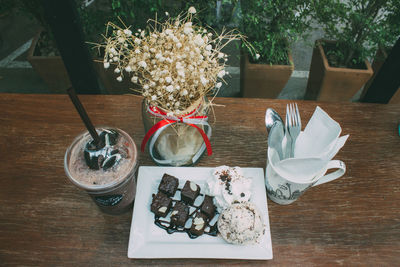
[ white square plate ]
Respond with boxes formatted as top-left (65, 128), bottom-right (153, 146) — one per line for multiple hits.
top-left (128, 166), bottom-right (273, 260)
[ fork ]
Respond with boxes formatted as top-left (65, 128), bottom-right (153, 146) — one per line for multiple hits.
top-left (286, 103), bottom-right (301, 158)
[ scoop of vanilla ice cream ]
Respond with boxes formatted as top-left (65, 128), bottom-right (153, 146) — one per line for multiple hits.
top-left (206, 166), bottom-right (252, 212)
top-left (217, 202), bottom-right (265, 245)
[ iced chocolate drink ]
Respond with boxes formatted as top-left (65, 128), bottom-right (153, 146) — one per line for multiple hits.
top-left (64, 127), bottom-right (138, 214)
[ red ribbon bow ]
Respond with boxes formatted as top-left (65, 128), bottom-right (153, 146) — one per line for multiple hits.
top-left (141, 105), bottom-right (212, 156)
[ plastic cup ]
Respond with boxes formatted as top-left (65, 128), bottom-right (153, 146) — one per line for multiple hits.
top-left (64, 127), bottom-right (138, 214)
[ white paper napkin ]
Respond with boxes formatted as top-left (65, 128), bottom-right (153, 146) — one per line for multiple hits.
top-left (294, 106), bottom-right (346, 159)
top-left (273, 106), bottom-right (349, 182)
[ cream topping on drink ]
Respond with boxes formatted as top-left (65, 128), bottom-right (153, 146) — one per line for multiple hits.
top-left (68, 130), bottom-right (135, 187)
top-left (206, 166), bottom-right (252, 212)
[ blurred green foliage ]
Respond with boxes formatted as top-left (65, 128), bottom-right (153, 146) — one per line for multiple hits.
top-left (311, 0), bottom-right (400, 68)
top-left (79, 0), bottom-right (240, 43)
top-left (0, 0), bottom-right (16, 16)
top-left (240, 0), bottom-right (311, 65)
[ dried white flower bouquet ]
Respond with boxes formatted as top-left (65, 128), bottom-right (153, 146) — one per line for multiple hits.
top-left (96, 6), bottom-right (253, 114)
top-left (95, 7), bottom-right (254, 166)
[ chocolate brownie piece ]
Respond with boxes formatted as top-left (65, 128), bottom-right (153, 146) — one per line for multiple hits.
top-left (181, 180), bottom-right (200, 204)
top-left (200, 195), bottom-right (216, 219)
top-left (170, 201), bottom-right (189, 227)
top-left (158, 173), bottom-right (179, 197)
top-left (189, 212), bottom-right (208, 236)
top-left (150, 192), bottom-right (172, 217)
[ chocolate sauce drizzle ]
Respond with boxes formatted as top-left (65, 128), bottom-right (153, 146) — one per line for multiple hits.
top-left (153, 189), bottom-right (219, 239)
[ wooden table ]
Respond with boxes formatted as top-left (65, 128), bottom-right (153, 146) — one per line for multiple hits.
top-left (1, 93), bottom-right (399, 266)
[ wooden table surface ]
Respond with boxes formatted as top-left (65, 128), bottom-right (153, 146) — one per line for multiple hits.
top-left (0, 93), bottom-right (399, 266)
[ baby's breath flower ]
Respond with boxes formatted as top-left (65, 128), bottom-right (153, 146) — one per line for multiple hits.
top-left (138, 61), bottom-right (147, 68)
top-left (217, 70), bottom-right (226, 78)
top-left (123, 29), bottom-right (132, 36)
top-left (216, 82), bottom-right (222, 89)
top-left (200, 76), bottom-right (208, 86)
top-left (194, 34), bottom-right (204, 46)
top-left (188, 6), bottom-right (196, 14)
top-left (177, 70), bottom-right (185, 77)
top-left (116, 76), bottom-right (123, 82)
top-left (183, 27), bottom-right (192, 35)
top-left (114, 68), bottom-right (121, 74)
top-left (104, 62), bottom-right (110, 69)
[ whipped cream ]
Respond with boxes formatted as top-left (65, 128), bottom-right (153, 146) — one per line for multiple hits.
top-left (206, 166), bottom-right (252, 212)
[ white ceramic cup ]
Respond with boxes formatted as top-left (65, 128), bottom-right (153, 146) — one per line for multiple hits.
top-left (265, 147), bottom-right (346, 205)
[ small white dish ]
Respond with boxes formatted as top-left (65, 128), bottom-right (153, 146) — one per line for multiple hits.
top-left (128, 166), bottom-right (273, 260)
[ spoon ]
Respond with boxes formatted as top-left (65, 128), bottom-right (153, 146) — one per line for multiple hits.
top-left (268, 121), bottom-right (285, 160)
top-left (265, 108), bottom-right (284, 134)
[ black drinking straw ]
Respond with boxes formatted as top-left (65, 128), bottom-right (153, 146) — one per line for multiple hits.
top-left (67, 87), bottom-right (101, 146)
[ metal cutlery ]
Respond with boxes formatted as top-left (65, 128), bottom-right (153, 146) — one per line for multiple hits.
top-left (285, 103), bottom-right (301, 158)
top-left (268, 121), bottom-right (285, 160)
top-left (265, 108), bottom-right (285, 160)
top-left (265, 108), bottom-right (284, 134)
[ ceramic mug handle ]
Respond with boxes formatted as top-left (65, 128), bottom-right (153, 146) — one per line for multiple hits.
top-left (313, 160), bottom-right (346, 187)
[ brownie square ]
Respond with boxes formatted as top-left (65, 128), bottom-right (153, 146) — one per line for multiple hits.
top-left (158, 173), bottom-right (179, 197)
top-left (189, 212), bottom-right (208, 236)
top-left (170, 201), bottom-right (189, 227)
top-left (200, 195), bottom-right (216, 219)
top-left (150, 192), bottom-right (172, 217)
top-left (181, 180), bottom-right (200, 204)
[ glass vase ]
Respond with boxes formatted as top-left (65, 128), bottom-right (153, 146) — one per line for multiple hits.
top-left (141, 97), bottom-right (212, 166)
